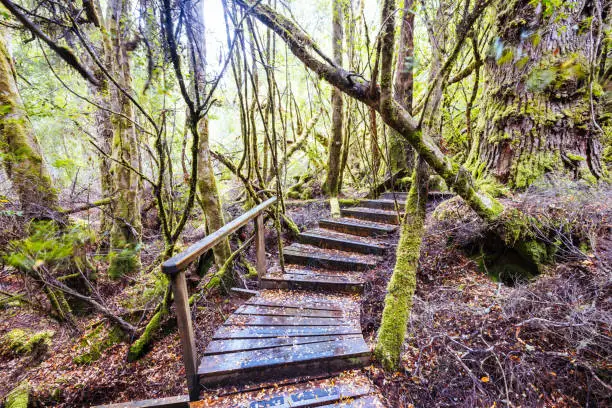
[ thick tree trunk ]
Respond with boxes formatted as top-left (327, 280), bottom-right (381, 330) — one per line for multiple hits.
top-left (470, 0), bottom-right (608, 188)
top-left (107, 0), bottom-right (142, 278)
top-left (323, 0), bottom-right (344, 205)
top-left (0, 27), bottom-right (59, 219)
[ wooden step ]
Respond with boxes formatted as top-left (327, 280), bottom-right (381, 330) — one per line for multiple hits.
top-left (341, 207), bottom-right (401, 225)
top-left (381, 191), bottom-right (408, 200)
top-left (198, 293), bottom-right (369, 388)
top-left (283, 245), bottom-right (378, 271)
top-left (359, 199), bottom-right (405, 211)
top-left (261, 268), bottom-right (364, 292)
top-left (319, 218), bottom-right (397, 237)
top-left (298, 229), bottom-right (386, 255)
top-left (195, 372), bottom-right (385, 407)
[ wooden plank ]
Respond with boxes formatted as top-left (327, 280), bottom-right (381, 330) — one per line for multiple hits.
top-left (341, 207), bottom-right (400, 225)
top-left (202, 334), bottom-right (363, 355)
top-left (283, 246), bottom-right (377, 271)
top-left (298, 231), bottom-right (386, 255)
top-left (319, 218), bottom-right (397, 237)
top-left (212, 325), bottom-right (361, 339)
top-left (246, 298), bottom-right (344, 312)
top-left (261, 273), bottom-right (364, 293)
top-left (360, 199), bottom-right (405, 211)
top-left (162, 197), bottom-right (277, 274)
top-left (224, 314), bottom-right (350, 327)
top-left (170, 271), bottom-right (198, 401)
top-left (198, 337), bottom-right (370, 380)
top-left (230, 287), bottom-right (258, 298)
top-left (193, 378), bottom-right (374, 408)
top-left (92, 395), bottom-right (189, 408)
top-left (381, 191), bottom-right (408, 200)
top-left (317, 395), bottom-right (386, 407)
top-left (235, 304), bottom-right (344, 318)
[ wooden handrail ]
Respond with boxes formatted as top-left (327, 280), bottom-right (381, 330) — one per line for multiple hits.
top-left (162, 196), bottom-right (277, 275)
top-left (164, 195), bottom-right (277, 401)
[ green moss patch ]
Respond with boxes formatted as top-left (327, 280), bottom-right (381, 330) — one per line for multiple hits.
top-left (1, 328), bottom-right (54, 356)
top-left (5, 381), bottom-right (29, 408)
top-left (73, 324), bottom-right (125, 365)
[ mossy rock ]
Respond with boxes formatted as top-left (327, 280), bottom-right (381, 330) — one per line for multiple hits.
top-left (1, 328), bottom-right (54, 356)
top-left (432, 196), bottom-right (478, 223)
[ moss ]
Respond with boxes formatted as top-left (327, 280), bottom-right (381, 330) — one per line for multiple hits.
top-left (374, 163), bottom-right (426, 371)
top-left (5, 381), bottom-right (29, 408)
top-left (329, 197), bottom-right (340, 218)
top-left (497, 48), bottom-right (514, 65)
top-left (512, 152), bottom-right (558, 189)
top-left (338, 198), bottom-right (361, 206)
top-left (127, 301), bottom-right (168, 361)
top-left (243, 260), bottom-right (259, 279)
top-left (1, 328), bottom-right (54, 355)
top-left (73, 325), bottom-right (124, 365)
top-left (566, 153), bottom-right (585, 162)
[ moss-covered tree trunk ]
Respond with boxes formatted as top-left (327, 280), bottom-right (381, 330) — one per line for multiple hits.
top-left (107, 0), bottom-right (141, 278)
top-left (323, 0), bottom-right (344, 216)
top-left (469, 0), bottom-right (608, 188)
top-left (0, 27), bottom-right (59, 218)
top-left (197, 117), bottom-right (231, 266)
top-left (189, 0), bottom-right (231, 267)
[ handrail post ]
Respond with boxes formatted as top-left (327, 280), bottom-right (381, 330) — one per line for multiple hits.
top-left (170, 271), bottom-right (199, 401)
top-left (255, 213), bottom-right (266, 280)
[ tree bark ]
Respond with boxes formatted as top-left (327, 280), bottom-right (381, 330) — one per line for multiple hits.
top-left (107, 0), bottom-right (142, 278)
top-left (323, 0), bottom-right (344, 204)
top-left (469, 0), bottom-right (608, 187)
top-left (389, 0), bottom-right (415, 173)
top-left (0, 27), bottom-right (59, 219)
top-left (190, 0), bottom-right (231, 267)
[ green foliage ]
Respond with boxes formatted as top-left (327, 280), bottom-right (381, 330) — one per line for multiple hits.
top-left (5, 381), bottom-right (29, 408)
top-left (1, 328), bottom-right (54, 355)
top-left (3, 220), bottom-right (94, 273)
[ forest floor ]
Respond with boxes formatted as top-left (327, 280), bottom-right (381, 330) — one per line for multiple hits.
top-left (0, 183), bottom-right (610, 407)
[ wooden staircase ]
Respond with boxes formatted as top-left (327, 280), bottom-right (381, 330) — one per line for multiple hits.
top-left (95, 194), bottom-right (407, 407)
top-left (194, 194), bottom-right (402, 406)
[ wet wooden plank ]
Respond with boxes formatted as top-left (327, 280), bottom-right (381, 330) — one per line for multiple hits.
top-left (199, 336), bottom-right (369, 375)
top-left (317, 395), bottom-right (386, 407)
top-left (381, 191), bottom-right (408, 200)
top-left (340, 207), bottom-right (400, 225)
top-left (283, 245), bottom-right (377, 271)
top-left (298, 231), bottom-right (386, 255)
top-left (319, 218), bottom-right (397, 237)
top-left (224, 314), bottom-right (350, 327)
top-left (261, 273), bottom-right (364, 293)
top-left (203, 335), bottom-right (364, 355)
top-left (230, 287), bottom-right (259, 298)
top-left (212, 325), bottom-right (361, 339)
top-left (246, 297), bottom-right (345, 312)
top-left (92, 395), bottom-right (189, 408)
top-left (198, 339), bottom-right (370, 386)
top-left (235, 304), bottom-right (344, 318)
top-left (193, 375), bottom-right (375, 407)
top-left (360, 199), bottom-right (406, 211)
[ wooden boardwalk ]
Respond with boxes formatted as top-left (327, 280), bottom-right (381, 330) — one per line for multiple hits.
top-left (95, 194), bottom-right (407, 407)
top-left (195, 195), bottom-right (403, 406)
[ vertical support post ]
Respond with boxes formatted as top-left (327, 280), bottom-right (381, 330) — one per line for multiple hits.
top-left (255, 213), bottom-right (266, 279)
top-left (170, 271), bottom-right (199, 401)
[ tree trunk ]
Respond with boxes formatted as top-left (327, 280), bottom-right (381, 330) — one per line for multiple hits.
top-left (388, 0), bottom-right (416, 174)
top-left (323, 0), bottom-right (344, 205)
top-left (107, 0), bottom-right (142, 278)
top-left (469, 0), bottom-right (608, 188)
top-left (191, 0), bottom-right (231, 267)
top-left (0, 27), bottom-right (59, 219)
